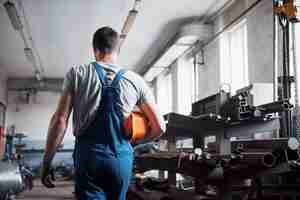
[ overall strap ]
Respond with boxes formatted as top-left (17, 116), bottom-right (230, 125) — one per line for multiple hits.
top-left (111, 69), bottom-right (126, 87)
top-left (93, 62), bottom-right (108, 85)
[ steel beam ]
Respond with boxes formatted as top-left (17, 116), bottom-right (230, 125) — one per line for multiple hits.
top-left (7, 78), bottom-right (64, 93)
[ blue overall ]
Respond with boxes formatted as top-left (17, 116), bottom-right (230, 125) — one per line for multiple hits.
top-left (74, 63), bottom-right (133, 200)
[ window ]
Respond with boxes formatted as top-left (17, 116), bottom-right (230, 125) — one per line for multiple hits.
top-left (220, 19), bottom-right (249, 94)
top-left (177, 59), bottom-right (194, 115)
top-left (295, 23), bottom-right (300, 103)
top-left (0, 103), bottom-right (5, 129)
top-left (156, 71), bottom-right (173, 115)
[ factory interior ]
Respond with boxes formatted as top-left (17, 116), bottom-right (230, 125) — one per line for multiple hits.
top-left (1, 0), bottom-right (300, 199)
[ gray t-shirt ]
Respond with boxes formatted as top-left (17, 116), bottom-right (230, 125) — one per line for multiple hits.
top-left (63, 62), bottom-right (156, 136)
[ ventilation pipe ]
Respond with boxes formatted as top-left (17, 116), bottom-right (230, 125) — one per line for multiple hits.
top-left (144, 22), bottom-right (212, 81)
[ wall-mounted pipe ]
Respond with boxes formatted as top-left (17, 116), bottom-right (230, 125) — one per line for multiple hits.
top-left (273, 1), bottom-right (279, 101)
top-left (203, 0), bottom-right (236, 23)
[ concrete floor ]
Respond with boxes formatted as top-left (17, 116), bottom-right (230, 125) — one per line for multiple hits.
top-left (16, 180), bottom-right (75, 200)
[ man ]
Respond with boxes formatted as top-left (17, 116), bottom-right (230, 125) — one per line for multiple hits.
top-left (41, 26), bottom-right (165, 200)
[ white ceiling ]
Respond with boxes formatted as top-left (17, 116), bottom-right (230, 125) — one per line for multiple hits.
top-left (0, 0), bottom-right (229, 78)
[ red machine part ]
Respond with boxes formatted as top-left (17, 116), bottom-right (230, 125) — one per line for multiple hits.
top-left (0, 127), bottom-right (5, 158)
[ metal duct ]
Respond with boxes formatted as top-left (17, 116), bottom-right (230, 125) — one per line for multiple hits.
top-left (175, 22), bottom-right (212, 45)
top-left (143, 21), bottom-right (212, 79)
top-left (0, 162), bottom-right (23, 194)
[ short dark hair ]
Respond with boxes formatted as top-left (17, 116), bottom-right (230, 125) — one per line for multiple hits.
top-left (92, 27), bottom-right (119, 54)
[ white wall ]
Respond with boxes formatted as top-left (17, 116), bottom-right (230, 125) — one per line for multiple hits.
top-left (199, 0), bottom-right (274, 99)
top-left (0, 72), bottom-right (7, 105)
top-left (6, 91), bottom-right (74, 149)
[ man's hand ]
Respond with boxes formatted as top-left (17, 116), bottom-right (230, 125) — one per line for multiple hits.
top-left (41, 162), bottom-right (55, 188)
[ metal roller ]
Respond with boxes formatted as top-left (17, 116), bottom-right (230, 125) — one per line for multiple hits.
top-left (231, 138), bottom-right (300, 152)
top-left (237, 152), bottom-right (277, 168)
top-left (0, 161), bottom-right (24, 195)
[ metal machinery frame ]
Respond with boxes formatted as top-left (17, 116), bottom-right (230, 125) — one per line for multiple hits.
top-left (274, 0), bottom-right (299, 138)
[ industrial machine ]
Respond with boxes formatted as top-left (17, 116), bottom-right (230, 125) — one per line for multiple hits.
top-left (0, 125), bottom-right (34, 200)
top-left (133, 88), bottom-right (300, 199)
top-left (0, 162), bottom-right (24, 200)
top-left (130, 1), bottom-right (300, 199)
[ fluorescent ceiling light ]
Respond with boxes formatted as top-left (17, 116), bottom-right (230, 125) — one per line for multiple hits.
top-left (121, 10), bottom-right (138, 36)
top-left (155, 45), bottom-right (190, 67)
top-left (144, 67), bottom-right (166, 82)
top-left (3, 1), bottom-right (23, 30)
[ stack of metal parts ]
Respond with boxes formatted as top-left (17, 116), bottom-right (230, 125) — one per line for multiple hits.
top-left (134, 138), bottom-right (300, 199)
top-left (135, 138), bottom-right (300, 181)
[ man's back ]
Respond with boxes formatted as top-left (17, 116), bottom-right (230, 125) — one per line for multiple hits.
top-left (63, 62), bottom-right (157, 137)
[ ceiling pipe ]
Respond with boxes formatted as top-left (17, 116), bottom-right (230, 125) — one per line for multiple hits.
top-left (3, 0), bottom-right (44, 82)
top-left (202, 0), bottom-right (236, 23)
top-left (119, 0), bottom-right (142, 49)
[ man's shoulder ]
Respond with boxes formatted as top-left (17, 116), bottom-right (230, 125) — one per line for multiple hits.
top-left (70, 63), bottom-right (93, 73)
top-left (66, 63), bottom-right (95, 79)
top-left (123, 70), bottom-right (141, 80)
top-left (123, 70), bottom-right (146, 85)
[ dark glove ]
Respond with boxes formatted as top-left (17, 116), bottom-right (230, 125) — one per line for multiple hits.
top-left (41, 162), bottom-right (55, 188)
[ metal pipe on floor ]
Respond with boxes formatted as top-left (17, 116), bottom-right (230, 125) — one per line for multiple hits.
top-left (0, 161), bottom-right (24, 195)
top-left (236, 152), bottom-right (277, 168)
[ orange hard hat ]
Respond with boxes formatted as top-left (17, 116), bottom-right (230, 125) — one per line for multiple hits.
top-left (123, 112), bottom-right (148, 144)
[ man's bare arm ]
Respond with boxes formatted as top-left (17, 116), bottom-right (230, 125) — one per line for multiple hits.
top-left (43, 91), bottom-right (73, 165)
top-left (139, 101), bottom-right (166, 142)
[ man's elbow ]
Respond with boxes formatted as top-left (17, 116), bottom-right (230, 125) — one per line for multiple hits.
top-left (51, 113), bottom-right (68, 128)
top-left (151, 123), bottom-right (166, 139)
